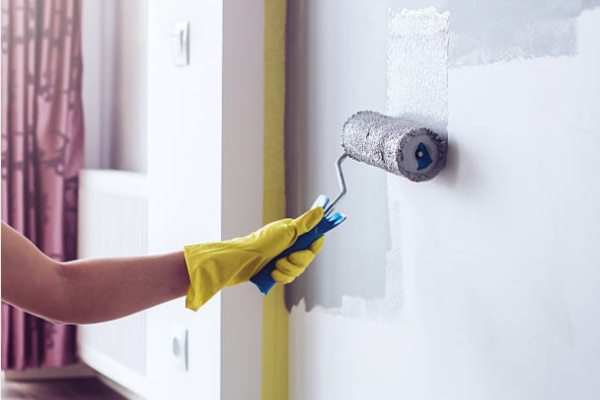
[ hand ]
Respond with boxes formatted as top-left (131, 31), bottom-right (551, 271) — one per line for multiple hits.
top-left (184, 207), bottom-right (325, 310)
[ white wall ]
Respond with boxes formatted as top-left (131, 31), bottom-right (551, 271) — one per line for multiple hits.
top-left (146, 1), bottom-right (264, 399)
top-left (81, 1), bottom-right (265, 398)
top-left (82, 0), bottom-right (147, 172)
top-left (146, 1), bottom-right (223, 398)
top-left (286, 2), bottom-right (600, 400)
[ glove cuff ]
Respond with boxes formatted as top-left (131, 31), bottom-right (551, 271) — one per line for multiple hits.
top-left (184, 243), bottom-right (224, 311)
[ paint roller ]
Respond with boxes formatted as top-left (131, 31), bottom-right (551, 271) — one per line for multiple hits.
top-left (251, 110), bottom-right (448, 294)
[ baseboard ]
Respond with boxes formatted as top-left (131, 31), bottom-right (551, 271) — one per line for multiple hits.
top-left (3, 362), bottom-right (97, 381)
top-left (97, 374), bottom-right (145, 400)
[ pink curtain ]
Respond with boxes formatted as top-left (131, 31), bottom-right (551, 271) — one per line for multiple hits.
top-left (1, 0), bottom-right (83, 370)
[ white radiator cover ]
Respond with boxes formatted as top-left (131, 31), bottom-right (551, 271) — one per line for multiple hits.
top-left (77, 169), bottom-right (148, 398)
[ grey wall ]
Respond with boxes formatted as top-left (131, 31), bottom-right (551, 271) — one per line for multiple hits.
top-left (285, 1), bottom-right (600, 399)
top-left (285, 0), bottom-right (392, 311)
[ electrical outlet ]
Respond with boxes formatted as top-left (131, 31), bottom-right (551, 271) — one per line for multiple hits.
top-left (172, 326), bottom-right (188, 371)
top-left (171, 21), bottom-right (189, 66)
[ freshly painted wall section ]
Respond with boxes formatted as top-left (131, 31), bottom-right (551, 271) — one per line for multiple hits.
top-left (286, 1), bottom-right (600, 399)
top-left (396, 0), bottom-right (600, 66)
top-left (387, 8), bottom-right (448, 134)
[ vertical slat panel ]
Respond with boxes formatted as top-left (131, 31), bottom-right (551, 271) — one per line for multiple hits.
top-left (77, 169), bottom-right (148, 397)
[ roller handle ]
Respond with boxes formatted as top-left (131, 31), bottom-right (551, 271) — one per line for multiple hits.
top-left (250, 216), bottom-right (341, 295)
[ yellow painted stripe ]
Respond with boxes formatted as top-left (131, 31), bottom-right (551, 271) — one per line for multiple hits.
top-left (262, 0), bottom-right (288, 399)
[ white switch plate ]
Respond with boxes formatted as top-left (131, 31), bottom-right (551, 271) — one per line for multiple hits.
top-left (171, 21), bottom-right (189, 66)
top-left (171, 325), bottom-right (188, 371)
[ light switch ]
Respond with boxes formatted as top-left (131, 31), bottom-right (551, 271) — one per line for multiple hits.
top-left (171, 21), bottom-right (189, 66)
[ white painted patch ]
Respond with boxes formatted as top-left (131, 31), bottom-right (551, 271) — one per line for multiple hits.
top-left (392, 0), bottom-right (599, 67)
top-left (381, 7), bottom-right (449, 321)
top-left (451, 16), bottom-right (575, 67)
top-left (326, 7), bottom-right (450, 322)
top-left (387, 7), bottom-right (449, 134)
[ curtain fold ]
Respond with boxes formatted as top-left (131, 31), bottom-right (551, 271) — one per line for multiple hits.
top-left (1, 0), bottom-right (83, 370)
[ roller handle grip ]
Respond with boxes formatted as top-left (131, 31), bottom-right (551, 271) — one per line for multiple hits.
top-left (250, 217), bottom-right (338, 295)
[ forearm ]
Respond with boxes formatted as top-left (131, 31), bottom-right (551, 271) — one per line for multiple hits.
top-left (3, 205), bottom-right (325, 322)
top-left (2, 222), bottom-right (190, 324)
top-left (59, 252), bottom-right (189, 324)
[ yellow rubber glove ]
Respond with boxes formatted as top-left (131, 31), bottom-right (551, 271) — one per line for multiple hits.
top-left (184, 207), bottom-right (325, 311)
